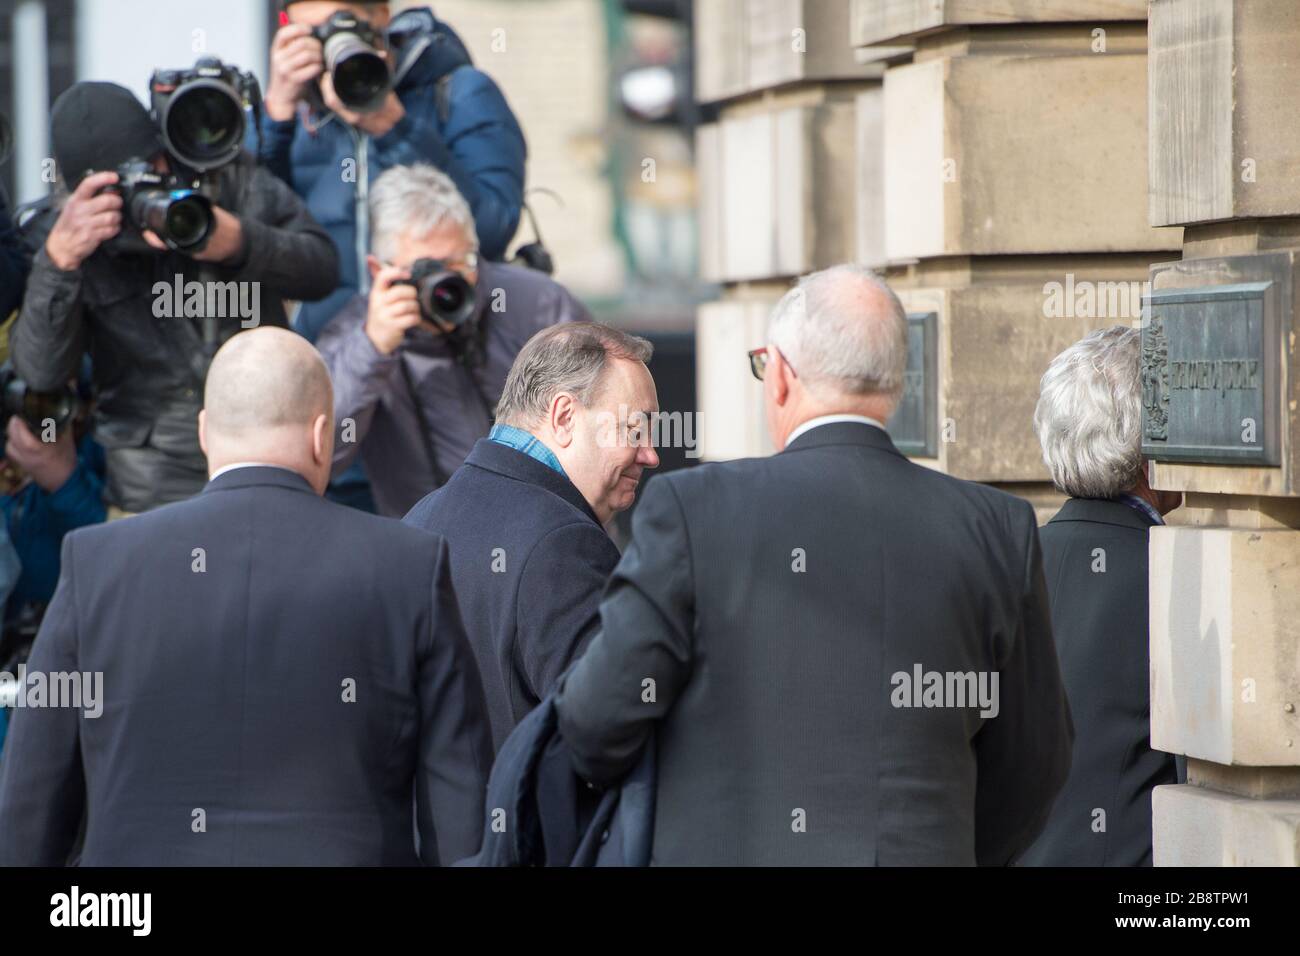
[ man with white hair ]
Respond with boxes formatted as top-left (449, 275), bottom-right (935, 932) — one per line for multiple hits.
top-left (0, 327), bottom-right (493, 865)
top-left (554, 263), bottom-right (1074, 865)
top-left (316, 163), bottom-right (589, 517)
top-left (1019, 326), bottom-right (1182, 867)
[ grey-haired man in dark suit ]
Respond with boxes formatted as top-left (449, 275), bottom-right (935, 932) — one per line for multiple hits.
top-left (1019, 326), bottom-right (1182, 867)
top-left (555, 264), bottom-right (1074, 865)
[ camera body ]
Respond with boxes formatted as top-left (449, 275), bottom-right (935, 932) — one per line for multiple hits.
top-left (150, 57), bottom-right (261, 173)
top-left (312, 11), bottom-right (391, 113)
top-left (105, 159), bottom-right (214, 254)
top-left (401, 258), bottom-right (477, 329)
top-left (0, 364), bottom-right (80, 443)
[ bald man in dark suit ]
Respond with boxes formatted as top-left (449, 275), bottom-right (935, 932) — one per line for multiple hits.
top-left (0, 328), bottom-right (492, 866)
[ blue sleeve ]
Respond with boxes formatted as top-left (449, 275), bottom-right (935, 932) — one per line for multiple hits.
top-left (372, 69), bottom-right (526, 260)
top-left (248, 111), bottom-right (299, 186)
top-left (45, 445), bottom-right (107, 535)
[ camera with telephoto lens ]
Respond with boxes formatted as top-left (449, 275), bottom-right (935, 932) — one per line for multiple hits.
top-left (312, 11), bottom-right (391, 113)
top-left (401, 259), bottom-right (476, 329)
top-left (150, 57), bottom-right (261, 173)
top-left (0, 364), bottom-right (80, 439)
top-left (103, 159), bottom-right (214, 254)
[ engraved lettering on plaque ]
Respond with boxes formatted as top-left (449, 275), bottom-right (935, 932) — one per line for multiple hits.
top-left (1140, 281), bottom-right (1279, 465)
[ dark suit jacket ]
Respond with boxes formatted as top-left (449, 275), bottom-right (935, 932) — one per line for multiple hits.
top-left (1018, 497), bottom-right (1179, 866)
top-left (404, 439), bottom-right (621, 749)
top-left (0, 466), bottom-right (493, 866)
top-left (555, 422), bottom-right (1073, 866)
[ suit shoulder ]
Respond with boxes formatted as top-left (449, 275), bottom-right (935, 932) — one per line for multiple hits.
top-left (1039, 513), bottom-right (1150, 560)
top-left (402, 486), bottom-right (443, 527)
top-left (334, 499), bottom-right (446, 553)
top-left (652, 454), bottom-right (771, 491)
top-left (948, 472), bottom-right (1037, 524)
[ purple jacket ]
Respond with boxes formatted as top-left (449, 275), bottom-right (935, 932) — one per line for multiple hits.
top-left (316, 260), bottom-right (589, 517)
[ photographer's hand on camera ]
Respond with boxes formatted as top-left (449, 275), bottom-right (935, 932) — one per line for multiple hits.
top-left (44, 171), bottom-right (123, 272)
top-left (141, 205), bottom-right (244, 264)
top-left (4, 416), bottom-right (76, 494)
top-left (320, 70), bottom-right (406, 137)
top-left (265, 23), bottom-right (325, 122)
top-left (366, 265), bottom-right (442, 355)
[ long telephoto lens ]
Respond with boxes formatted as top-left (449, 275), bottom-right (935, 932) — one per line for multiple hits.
top-left (323, 34), bottom-right (390, 112)
top-left (164, 82), bottom-right (245, 171)
top-left (130, 189), bottom-right (214, 252)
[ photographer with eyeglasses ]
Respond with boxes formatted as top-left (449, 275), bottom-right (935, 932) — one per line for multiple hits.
top-left (316, 163), bottom-right (587, 518)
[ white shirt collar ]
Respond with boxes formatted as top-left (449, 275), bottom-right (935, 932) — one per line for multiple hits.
top-left (784, 414), bottom-right (886, 449)
top-left (208, 462), bottom-right (302, 482)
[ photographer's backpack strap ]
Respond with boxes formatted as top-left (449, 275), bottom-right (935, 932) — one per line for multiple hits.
top-left (434, 67), bottom-right (467, 126)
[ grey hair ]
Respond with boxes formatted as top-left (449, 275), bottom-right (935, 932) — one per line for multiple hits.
top-left (495, 322), bottom-right (654, 426)
top-left (1034, 326), bottom-right (1143, 499)
top-left (767, 264), bottom-right (908, 402)
top-left (369, 163), bottom-right (479, 262)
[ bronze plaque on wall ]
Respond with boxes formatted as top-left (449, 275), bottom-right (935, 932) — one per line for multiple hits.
top-left (1141, 281), bottom-right (1280, 465)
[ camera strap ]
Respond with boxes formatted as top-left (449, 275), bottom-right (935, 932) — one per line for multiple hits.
top-left (399, 357), bottom-right (448, 490)
top-left (434, 73), bottom-right (454, 126)
top-left (398, 339), bottom-right (497, 494)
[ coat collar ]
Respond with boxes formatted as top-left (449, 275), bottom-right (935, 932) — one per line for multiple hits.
top-left (1048, 496), bottom-right (1159, 531)
top-left (202, 465), bottom-right (317, 497)
top-left (782, 420), bottom-right (905, 458)
top-left (463, 438), bottom-right (604, 527)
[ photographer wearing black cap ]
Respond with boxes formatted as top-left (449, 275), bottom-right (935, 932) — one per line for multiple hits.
top-left (11, 81), bottom-right (339, 516)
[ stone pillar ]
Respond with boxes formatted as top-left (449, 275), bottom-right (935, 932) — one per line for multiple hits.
top-left (1144, 0), bottom-right (1300, 866)
top-left (851, 0), bottom-right (1178, 519)
top-left (694, 0), bottom-right (883, 460)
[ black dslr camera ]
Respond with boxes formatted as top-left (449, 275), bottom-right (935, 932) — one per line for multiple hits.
top-left (400, 259), bottom-right (482, 366)
top-left (401, 259), bottom-right (476, 329)
top-left (150, 57), bottom-right (261, 173)
top-left (0, 363), bottom-right (80, 440)
top-left (313, 11), bottom-right (391, 113)
top-left (105, 160), bottom-right (214, 254)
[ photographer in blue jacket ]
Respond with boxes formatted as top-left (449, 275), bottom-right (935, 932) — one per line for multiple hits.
top-left (254, 1), bottom-right (527, 344)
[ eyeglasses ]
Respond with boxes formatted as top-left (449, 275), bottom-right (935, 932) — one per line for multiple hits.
top-left (381, 251), bottom-right (479, 273)
top-left (747, 346), bottom-right (797, 381)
